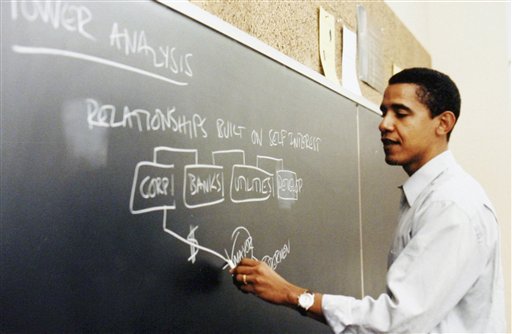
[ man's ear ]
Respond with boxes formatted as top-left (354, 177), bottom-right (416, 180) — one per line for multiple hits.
top-left (436, 111), bottom-right (456, 137)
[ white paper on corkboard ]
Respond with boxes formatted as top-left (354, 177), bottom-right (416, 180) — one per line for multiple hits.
top-left (357, 5), bottom-right (386, 93)
top-left (341, 25), bottom-right (362, 95)
top-left (319, 6), bottom-right (339, 83)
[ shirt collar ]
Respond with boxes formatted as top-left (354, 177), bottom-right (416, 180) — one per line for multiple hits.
top-left (401, 150), bottom-right (456, 207)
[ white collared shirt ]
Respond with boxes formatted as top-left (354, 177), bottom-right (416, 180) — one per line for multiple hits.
top-left (322, 151), bottom-right (506, 333)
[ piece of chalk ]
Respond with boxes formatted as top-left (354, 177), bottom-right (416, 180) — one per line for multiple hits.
top-left (222, 260), bottom-right (235, 270)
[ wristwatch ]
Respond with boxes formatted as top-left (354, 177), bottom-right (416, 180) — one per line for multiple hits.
top-left (297, 290), bottom-right (315, 315)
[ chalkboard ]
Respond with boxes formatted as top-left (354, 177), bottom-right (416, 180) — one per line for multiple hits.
top-left (1, 1), bottom-right (402, 332)
top-left (358, 107), bottom-right (407, 298)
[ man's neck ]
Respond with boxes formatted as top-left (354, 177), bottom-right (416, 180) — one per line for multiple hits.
top-left (404, 145), bottom-right (449, 176)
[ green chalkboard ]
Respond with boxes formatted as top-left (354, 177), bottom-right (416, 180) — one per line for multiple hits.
top-left (1, 1), bottom-right (402, 332)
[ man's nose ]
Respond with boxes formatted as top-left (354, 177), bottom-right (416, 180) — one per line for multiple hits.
top-left (378, 114), bottom-right (394, 133)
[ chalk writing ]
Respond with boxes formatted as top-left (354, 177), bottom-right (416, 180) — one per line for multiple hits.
top-left (269, 129), bottom-right (322, 152)
top-left (130, 161), bottom-right (176, 214)
top-left (276, 170), bottom-right (303, 200)
top-left (9, 1), bottom-right (192, 86)
top-left (216, 118), bottom-right (245, 139)
top-left (231, 165), bottom-right (274, 203)
top-left (251, 129), bottom-right (263, 146)
top-left (5, 0), bottom-right (318, 281)
top-left (226, 227), bottom-right (291, 270)
top-left (109, 22), bottom-right (193, 77)
top-left (184, 165), bottom-right (225, 209)
top-left (130, 147), bottom-right (303, 212)
top-left (288, 132), bottom-right (322, 152)
top-left (129, 147), bottom-right (300, 267)
top-left (83, 98), bottom-right (324, 150)
top-left (261, 240), bottom-right (291, 270)
top-left (6, 0), bottom-right (309, 271)
top-left (139, 176), bottom-right (172, 199)
top-left (226, 226), bottom-right (255, 266)
top-left (187, 172), bottom-right (223, 196)
top-left (161, 212), bottom-right (234, 269)
top-left (12, 45), bottom-right (190, 86)
top-left (11, 0), bottom-right (95, 41)
top-left (268, 129), bottom-right (288, 147)
top-left (187, 225), bottom-right (199, 264)
top-left (86, 98), bottom-right (208, 138)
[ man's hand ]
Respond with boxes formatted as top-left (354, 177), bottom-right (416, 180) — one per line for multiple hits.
top-left (230, 258), bottom-right (302, 306)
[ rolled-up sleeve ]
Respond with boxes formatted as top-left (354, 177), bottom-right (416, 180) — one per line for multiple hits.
top-left (322, 294), bottom-right (355, 333)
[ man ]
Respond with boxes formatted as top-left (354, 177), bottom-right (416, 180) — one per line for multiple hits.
top-left (230, 68), bottom-right (506, 333)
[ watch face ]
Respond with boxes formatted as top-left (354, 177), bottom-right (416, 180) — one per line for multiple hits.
top-left (299, 292), bottom-right (314, 309)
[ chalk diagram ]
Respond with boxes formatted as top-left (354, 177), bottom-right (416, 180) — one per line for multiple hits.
top-left (129, 146), bottom-right (303, 268)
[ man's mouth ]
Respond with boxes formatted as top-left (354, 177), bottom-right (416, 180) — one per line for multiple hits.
top-left (381, 138), bottom-right (399, 146)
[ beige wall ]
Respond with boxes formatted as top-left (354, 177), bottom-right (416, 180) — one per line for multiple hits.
top-left (386, 1), bottom-right (512, 331)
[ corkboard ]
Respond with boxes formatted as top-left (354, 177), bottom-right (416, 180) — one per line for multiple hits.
top-left (190, 0), bottom-right (431, 106)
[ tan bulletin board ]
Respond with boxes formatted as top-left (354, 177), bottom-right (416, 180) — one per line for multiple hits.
top-left (190, 0), bottom-right (431, 106)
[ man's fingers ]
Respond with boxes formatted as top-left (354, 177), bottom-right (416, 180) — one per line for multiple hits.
top-left (230, 258), bottom-right (260, 276)
top-left (232, 273), bottom-right (255, 294)
top-left (236, 273), bottom-right (251, 285)
top-left (238, 257), bottom-right (259, 267)
top-left (239, 283), bottom-right (253, 294)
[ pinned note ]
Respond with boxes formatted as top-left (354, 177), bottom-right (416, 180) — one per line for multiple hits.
top-left (319, 7), bottom-right (338, 83)
top-left (341, 25), bottom-right (362, 95)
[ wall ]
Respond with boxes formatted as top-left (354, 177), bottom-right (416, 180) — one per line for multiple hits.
top-left (384, 2), bottom-right (511, 331)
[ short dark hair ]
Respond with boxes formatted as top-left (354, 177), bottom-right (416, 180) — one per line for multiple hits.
top-left (388, 67), bottom-right (461, 123)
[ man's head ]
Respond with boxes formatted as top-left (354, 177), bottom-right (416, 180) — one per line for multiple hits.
top-left (388, 67), bottom-right (461, 135)
top-left (379, 68), bottom-right (460, 175)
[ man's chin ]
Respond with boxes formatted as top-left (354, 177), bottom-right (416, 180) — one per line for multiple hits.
top-left (384, 156), bottom-right (401, 166)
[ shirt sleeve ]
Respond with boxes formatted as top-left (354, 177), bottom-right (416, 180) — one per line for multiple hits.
top-left (321, 200), bottom-right (492, 333)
